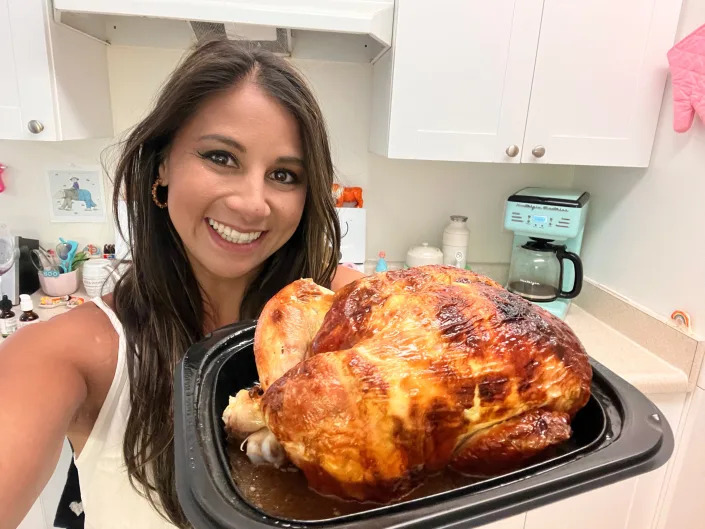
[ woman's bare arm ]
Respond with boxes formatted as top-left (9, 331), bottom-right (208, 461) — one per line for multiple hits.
top-left (0, 303), bottom-right (116, 529)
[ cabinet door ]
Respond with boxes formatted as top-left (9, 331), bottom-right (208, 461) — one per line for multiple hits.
top-left (386, 0), bottom-right (543, 163)
top-left (522, 0), bottom-right (682, 167)
top-left (525, 392), bottom-right (685, 529)
top-left (0, 0), bottom-right (26, 138)
top-left (655, 389), bottom-right (705, 529)
top-left (0, 0), bottom-right (57, 140)
top-left (524, 477), bottom-right (636, 529)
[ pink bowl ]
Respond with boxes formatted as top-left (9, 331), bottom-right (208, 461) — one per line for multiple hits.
top-left (38, 270), bottom-right (80, 296)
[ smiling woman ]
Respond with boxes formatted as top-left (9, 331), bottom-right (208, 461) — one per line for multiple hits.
top-left (154, 81), bottom-right (310, 300)
top-left (0, 38), bottom-right (363, 529)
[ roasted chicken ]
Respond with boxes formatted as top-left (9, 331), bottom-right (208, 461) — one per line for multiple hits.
top-left (223, 265), bottom-right (592, 503)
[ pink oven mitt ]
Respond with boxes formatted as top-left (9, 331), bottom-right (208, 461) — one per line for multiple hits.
top-left (667, 23), bottom-right (705, 133)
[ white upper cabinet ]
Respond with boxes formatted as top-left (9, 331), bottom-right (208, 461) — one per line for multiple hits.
top-left (370, 0), bottom-right (543, 163)
top-left (372, 0), bottom-right (683, 167)
top-left (522, 0), bottom-right (684, 167)
top-left (0, 0), bottom-right (112, 141)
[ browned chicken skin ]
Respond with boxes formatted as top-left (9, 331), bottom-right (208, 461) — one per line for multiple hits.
top-left (224, 265), bottom-right (592, 503)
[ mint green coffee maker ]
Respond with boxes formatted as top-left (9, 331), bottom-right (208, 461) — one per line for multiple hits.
top-left (504, 187), bottom-right (590, 320)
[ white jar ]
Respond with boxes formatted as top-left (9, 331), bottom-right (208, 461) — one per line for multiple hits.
top-left (82, 258), bottom-right (115, 298)
top-left (442, 215), bottom-right (470, 269)
top-left (406, 243), bottom-right (444, 268)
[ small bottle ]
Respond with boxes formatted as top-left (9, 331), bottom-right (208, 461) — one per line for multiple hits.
top-left (0, 295), bottom-right (17, 338)
top-left (443, 215), bottom-right (470, 269)
top-left (375, 251), bottom-right (388, 273)
top-left (18, 294), bottom-right (40, 328)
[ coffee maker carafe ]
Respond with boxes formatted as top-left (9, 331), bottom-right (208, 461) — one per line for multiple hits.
top-left (507, 238), bottom-right (583, 302)
top-left (504, 188), bottom-right (590, 319)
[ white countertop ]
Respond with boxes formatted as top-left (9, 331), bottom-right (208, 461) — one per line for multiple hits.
top-left (565, 305), bottom-right (688, 394)
top-left (2, 290), bottom-right (688, 395)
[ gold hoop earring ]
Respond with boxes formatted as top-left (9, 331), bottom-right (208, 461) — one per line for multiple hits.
top-left (151, 180), bottom-right (168, 209)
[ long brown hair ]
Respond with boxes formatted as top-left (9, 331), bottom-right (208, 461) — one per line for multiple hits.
top-left (110, 39), bottom-right (340, 526)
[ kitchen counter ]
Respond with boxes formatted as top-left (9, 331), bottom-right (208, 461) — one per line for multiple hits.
top-left (0, 289), bottom-right (90, 341)
top-left (565, 305), bottom-right (688, 394)
top-left (2, 290), bottom-right (689, 395)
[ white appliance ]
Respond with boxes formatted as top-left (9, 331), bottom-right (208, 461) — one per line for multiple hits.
top-left (0, 236), bottom-right (40, 306)
top-left (336, 207), bottom-right (366, 273)
top-left (53, 0), bottom-right (393, 48)
top-left (655, 358), bottom-right (705, 529)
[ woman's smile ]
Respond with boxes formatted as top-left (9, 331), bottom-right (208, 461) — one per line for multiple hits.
top-left (206, 217), bottom-right (268, 252)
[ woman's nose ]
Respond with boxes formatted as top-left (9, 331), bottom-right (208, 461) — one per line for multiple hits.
top-left (223, 172), bottom-right (271, 223)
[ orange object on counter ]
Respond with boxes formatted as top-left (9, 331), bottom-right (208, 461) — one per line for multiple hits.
top-left (332, 184), bottom-right (363, 208)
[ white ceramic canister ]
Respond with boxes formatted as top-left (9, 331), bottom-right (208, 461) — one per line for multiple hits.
top-left (82, 258), bottom-right (115, 298)
top-left (442, 215), bottom-right (470, 268)
top-left (406, 242), bottom-right (444, 268)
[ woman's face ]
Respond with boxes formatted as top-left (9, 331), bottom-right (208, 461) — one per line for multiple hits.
top-left (159, 80), bottom-right (307, 282)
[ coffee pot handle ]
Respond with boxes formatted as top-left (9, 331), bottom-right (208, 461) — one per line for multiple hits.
top-left (557, 248), bottom-right (583, 299)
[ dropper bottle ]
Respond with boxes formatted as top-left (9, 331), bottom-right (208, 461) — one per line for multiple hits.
top-left (18, 294), bottom-right (40, 328)
top-left (0, 295), bottom-right (17, 337)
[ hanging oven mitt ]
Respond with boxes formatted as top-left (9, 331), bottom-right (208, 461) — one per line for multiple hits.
top-left (667, 23), bottom-right (705, 133)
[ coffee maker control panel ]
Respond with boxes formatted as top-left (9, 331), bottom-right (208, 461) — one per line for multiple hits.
top-left (506, 203), bottom-right (579, 239)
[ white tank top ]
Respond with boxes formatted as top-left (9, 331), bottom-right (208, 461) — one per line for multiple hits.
top-left (73, 298), bottom-right (176, 529)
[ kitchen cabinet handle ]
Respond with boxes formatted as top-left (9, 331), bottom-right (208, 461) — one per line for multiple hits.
top-left (505, 145), bottom-right (520, 158)
top-left (27, 120), bottom-right (44, 134)
top-left (531, 145), bottom-right (546, 158)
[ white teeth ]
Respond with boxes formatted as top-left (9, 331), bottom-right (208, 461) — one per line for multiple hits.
top-left (208, 218), bottom-right (262, 245)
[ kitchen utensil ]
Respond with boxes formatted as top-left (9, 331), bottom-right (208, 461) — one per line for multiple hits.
top-left (31, 250), bottom-right (61, 277)
top-left (31, 249), bottom-right (58, 272)
top-left (405, 242), bottom-right (443, 268)
top-left (504, 188), bottom-right (590, 319)
top-left (507, 238), bottom-right (583, 302)
top-left (56, 239), bottom-right (78, 273)
top-left (442, 215), bottom-right (470, 268)
top-left (174, 322), bottom-right (673, 529)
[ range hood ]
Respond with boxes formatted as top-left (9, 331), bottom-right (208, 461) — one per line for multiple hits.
top-left (52, 0), bottom-right (394, 48)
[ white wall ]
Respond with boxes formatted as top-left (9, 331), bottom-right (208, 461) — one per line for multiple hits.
top-left (0, 138), bottom-right (113, 247)
top-left (573, 0), bottom-right (705, 336)
top-left (0, 44), bottom-right (573, 264)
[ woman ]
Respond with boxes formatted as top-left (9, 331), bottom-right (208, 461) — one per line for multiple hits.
top-left (0, 39), bottom-right (362, 529)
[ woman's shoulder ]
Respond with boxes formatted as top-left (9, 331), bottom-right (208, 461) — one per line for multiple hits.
top-left (3, 295), bottom-right (120, 380)
top-left (331, 265), bottom-right (365, 291)
top-left (48, 294), bottom-right (118, 339)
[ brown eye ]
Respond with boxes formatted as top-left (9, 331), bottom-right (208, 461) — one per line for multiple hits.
top-left (269, 169), bottom-right (298, 184)
top-left (200, 150), bottom-right (238, 167)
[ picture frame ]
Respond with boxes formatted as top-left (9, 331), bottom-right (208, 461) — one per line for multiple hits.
top-left (47, 166), bottom-right (107, 223)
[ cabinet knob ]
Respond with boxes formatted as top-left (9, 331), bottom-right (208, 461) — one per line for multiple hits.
top-left (531, 145), bottom-right (546, 158)
top-left (505, 145), bottom-right (520, 158)
top-left (27, 120), bottom-right (44, 134)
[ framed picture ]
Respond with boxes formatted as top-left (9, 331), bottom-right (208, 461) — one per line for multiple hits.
top-left (47, 166), bottom-right (107, 223)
